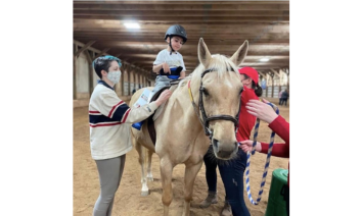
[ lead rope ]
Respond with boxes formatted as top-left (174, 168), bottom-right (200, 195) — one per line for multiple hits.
top-left (244, 102), bottom-right (279, 205)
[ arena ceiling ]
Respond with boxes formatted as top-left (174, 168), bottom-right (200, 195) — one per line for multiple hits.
top-left (73, 0), bottom-right (289, 77)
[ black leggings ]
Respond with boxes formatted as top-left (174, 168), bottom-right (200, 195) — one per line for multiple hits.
top-left (203, 146), bottom-right (250, 216)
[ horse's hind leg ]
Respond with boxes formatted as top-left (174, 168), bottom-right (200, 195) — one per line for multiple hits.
top-left (135, 142), bottom-right (149, 196)
top-left (182, 162), bottom-right (203, 216)
top-left (147, 149), bottom-right (154, 181)
top-left (160, 157), bottom-right (174, 216)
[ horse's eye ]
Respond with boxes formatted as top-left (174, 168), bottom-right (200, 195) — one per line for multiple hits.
top-left (203, 88), bottom-right (209, 96)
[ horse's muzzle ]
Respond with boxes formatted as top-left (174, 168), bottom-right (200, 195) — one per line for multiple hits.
top-left (212, 139), bottom-right (238, 160)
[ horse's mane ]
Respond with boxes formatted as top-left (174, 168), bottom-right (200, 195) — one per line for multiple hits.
top-left (177, 54), bottom-right (239, 90)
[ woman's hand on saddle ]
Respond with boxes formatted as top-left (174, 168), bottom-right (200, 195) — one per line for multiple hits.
top-left (239, 140), bottom-right (261, 153)
top-left (155, 90), bottom-right (172, 106)
top-left (162, 63), bottom-right (171, 74)
top-left (246, 99), bottom-right (278, 124)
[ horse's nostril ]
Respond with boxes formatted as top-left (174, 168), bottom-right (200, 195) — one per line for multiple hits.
top-left (212, 139), bottom-right (219, 151)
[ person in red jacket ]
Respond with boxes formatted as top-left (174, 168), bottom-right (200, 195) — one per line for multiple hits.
top-left (200, 67), bottom-right (262, 216)
top-left (239, 98), bottom-right (289, 216)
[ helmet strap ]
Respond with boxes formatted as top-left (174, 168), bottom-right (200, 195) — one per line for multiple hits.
top-left (168, 36), bottom-right (175, 55)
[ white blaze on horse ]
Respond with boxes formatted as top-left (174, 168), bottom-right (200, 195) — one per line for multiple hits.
top-left (130, 38), bottom-right (249, 216)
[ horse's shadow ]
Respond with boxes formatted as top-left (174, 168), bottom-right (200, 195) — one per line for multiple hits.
top-left (149, 188), bottom-right (163, 194)
top-left (150, 177), bottom-right (177, 182)
top-left (148, 178), bottom-right (179, 195)
top-left (150, 177), bottom-right (161, 182)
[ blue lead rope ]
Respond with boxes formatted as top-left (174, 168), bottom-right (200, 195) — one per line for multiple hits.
top-left (244, 102), bottom-right (279, 205)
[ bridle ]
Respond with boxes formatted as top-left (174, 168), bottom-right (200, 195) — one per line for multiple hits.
top-left (187, 68), bottom-right (242, 139)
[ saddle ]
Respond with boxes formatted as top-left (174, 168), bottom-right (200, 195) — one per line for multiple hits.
top-left (147, 79), bottom-right (180, 145)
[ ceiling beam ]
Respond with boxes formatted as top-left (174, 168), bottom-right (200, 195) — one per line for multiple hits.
top-left (93, 48), bottom-right (111, 60)
top-left (73, 3), bottom-right (289, 11)
top-left (74, 1), bottom-right (289, 5)
top-left (74, 10), bottom-right (288, 17)
top-left (74, 40), bottom-right (96, 57)
top-left (73, 24), bottom-right (289, 33)
top-left (74, 36), bottom-right (289, 44)
top-left (74, 18), bottom-right (289, 25)
top-left (73, 27), bottom-right (289, 35)
top-left (88, 43), bottom-right (289, 51)
top-left (103, 49), bottom-right (290, 58)
top-left (73, 14), bottom-right (289, 21)
top-left (270, 68), bottom-right (281, 77)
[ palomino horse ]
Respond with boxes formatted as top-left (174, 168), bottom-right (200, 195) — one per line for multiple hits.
top-left (130, 38), bottom-right (249, 216)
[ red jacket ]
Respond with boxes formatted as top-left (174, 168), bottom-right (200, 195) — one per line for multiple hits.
top-left (236, 87), bottom-right (259, 142)
top-left (260, 115), bottom-right (290, 187)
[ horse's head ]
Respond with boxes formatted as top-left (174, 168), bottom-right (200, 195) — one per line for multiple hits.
top-left (193, 38), bottom-right (249, 160)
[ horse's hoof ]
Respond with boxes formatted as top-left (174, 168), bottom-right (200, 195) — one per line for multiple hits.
top-left (141, 190), bottom-right (149, 196)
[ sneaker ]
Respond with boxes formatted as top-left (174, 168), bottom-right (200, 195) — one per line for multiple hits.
top-left (220, 202), bottom-right (232, 216)
top-left (132, 121), bottom-right (143, 130)
top-left (200, 192), bottom-right (217, 208)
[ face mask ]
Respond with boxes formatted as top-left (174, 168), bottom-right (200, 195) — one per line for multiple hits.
top-left (107, 71), bottom-right (121, 86)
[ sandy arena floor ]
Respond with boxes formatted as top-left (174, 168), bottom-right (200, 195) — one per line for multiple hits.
top-left (73, 98), bottom-right (289, 216)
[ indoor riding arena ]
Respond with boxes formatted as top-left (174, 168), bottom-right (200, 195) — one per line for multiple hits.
top-left (73, 1), bottom-right (289, 216)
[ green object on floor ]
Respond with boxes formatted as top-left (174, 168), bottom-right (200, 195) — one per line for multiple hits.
top-left (264, 168), bottom-right (288, 216)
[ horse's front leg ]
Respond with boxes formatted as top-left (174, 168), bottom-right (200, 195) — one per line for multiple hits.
top-left (160, 156), bottom-right (174, 216)
top-left (182, 162), bottom-right (203, 216)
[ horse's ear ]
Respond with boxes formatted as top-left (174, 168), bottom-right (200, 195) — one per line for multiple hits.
top-left (230, 40), bottom-right (249, 66)
top-left (198, 38), bottom-right (212, 66)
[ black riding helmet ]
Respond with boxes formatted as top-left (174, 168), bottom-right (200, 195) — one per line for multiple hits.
top-left (164, 24), bottom-right (187, 55)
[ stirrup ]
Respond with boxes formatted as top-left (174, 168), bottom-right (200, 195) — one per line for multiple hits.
top-left (132, 121), bottom-right (144, 130)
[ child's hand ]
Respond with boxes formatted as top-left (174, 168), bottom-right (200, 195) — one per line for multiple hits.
top-left (162, 63), bottom-right (171, 74)
top-left (155, 90), bottom-right (172, 106)
top-left (179, 71), bottom-right (185, 79)
top-left (239, 140), bottom-right (261, 153)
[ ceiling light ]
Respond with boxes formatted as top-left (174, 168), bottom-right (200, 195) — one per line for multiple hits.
top-left (124, 22), bottom-right (140, 29)
top-left (259, 58), bottom-right (269, 62)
